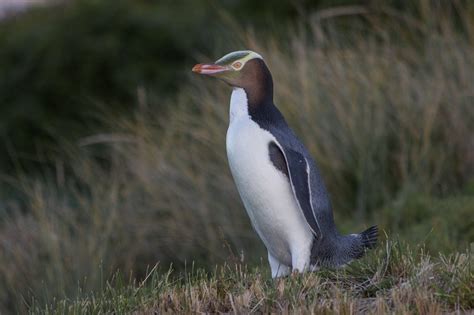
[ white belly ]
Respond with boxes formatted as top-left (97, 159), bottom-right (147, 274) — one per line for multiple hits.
top-left (226, 116), bottom-right (313, 266)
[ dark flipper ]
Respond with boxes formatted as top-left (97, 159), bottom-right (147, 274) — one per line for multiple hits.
top-left (269, 141), bottom-right (322, 239)
top-left (268, 142), bottom-right (289, 178)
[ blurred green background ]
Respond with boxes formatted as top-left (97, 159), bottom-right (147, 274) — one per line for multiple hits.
top-left (0, 0), bottom-right (473, 313)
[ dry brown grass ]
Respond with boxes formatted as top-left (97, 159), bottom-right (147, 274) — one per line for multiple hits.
top-left (39, 242), bottom-right (473, 314)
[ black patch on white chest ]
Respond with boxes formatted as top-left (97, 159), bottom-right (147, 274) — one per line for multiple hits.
top-left (268, 141), bottom-right (289, 178)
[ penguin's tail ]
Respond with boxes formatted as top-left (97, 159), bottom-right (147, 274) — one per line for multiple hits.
top-left (359, 225), bottom-right (378, 250)
top-left (346, 225), bottom-right (378, 261)
top-left (312, 226), bottom-right (379, 266)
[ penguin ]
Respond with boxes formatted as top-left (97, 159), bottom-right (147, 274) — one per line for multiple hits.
top-left (192, 50), bottom-right (378, 278)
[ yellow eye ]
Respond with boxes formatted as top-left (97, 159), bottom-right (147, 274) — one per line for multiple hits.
top-left (232, 61), bottom-right (242, 69)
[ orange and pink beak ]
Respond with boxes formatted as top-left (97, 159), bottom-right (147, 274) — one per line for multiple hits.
top-left (192, 63), bottom-right (229, 75)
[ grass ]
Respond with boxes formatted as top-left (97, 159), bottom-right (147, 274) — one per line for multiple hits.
top-left (34, 241), bottom-right (473, 314)
top-left (0, 2), bottom-right (473, 313)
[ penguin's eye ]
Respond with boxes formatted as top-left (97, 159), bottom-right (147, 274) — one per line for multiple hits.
top-left (232, 61), bottom-right (242, 69)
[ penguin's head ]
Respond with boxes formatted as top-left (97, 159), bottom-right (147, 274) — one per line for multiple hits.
top-left (192, 50), bottom-right (270, 89)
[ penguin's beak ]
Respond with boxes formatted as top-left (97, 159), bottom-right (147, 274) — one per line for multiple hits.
top-left (192, 63), bottom-right (230, 75)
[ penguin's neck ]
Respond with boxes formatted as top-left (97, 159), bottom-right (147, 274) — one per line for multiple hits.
top-left (229, 86), bottom-right (286, 129)
top-left (229, 60), bottom-right (274, 124)
top-left (229, 88), bottom-right (249, 123)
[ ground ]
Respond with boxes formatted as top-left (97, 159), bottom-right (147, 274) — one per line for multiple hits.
top-left (37, 241), bottom-right (473, 314)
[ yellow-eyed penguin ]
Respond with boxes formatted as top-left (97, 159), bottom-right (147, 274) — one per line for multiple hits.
top-left (192, 50), bottom-right (377, 277)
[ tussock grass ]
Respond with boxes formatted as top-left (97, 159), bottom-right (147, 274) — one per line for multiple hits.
top-left (0, 2), bottom-right (473, 313)
top-left (35, 241), bottom-right (473, 314)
